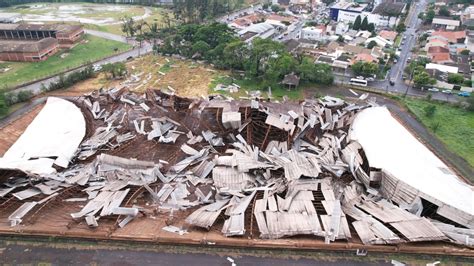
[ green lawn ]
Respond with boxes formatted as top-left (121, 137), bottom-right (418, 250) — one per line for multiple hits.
top-left (394, 35), bottom-right (402, 47)
top-left (403, 98), bottom-right (474, 167)
top-left (0, 34), bottom-right (131, 89)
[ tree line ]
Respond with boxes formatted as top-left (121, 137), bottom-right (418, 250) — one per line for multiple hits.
top-left (155, 23), bottom-right (334, 86)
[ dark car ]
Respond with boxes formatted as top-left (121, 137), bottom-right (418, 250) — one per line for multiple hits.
top-left (389, 78), bottom-right (395, 86)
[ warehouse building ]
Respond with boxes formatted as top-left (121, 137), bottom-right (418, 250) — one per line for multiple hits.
top-left (0, 23), bottom-right (83, 62)
top-left (0, 38), bottom-right (59, 62)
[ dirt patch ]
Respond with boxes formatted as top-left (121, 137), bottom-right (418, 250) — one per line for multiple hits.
top-left (126, 56), bottom-right (227, 98)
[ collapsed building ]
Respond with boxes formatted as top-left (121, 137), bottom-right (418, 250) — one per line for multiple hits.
top-left (0, 89), bottom-right (472, 251)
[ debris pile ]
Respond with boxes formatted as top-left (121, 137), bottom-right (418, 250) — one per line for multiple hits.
top-left (0, 88), bottom-right (472, 249)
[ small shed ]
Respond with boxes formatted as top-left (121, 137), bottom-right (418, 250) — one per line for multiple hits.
top-left (282, 73), bottom-right (300, 90)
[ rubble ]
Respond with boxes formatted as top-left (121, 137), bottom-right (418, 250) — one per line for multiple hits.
top-left (0, 88), bottom-right (472, 251)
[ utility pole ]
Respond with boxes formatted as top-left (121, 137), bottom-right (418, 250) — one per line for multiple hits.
top-left (404, 67), bottom-right (415, 97)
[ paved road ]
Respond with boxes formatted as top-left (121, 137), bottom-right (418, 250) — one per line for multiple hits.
top-left (1, 242), bottom-right (393, 266)
top-left (85, 29), bottom-right (130, 43)
top-left (217, 4), bottom-right (263, 23)
top-left (372, 0), bottom-right (461, 102)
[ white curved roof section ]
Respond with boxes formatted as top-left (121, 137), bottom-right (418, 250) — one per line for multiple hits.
top-left (0, 97), bottom-right (86, 174)
top-left (349, 106), bottom-right (473, 218)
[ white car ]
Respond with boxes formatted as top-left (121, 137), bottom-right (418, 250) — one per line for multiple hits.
top-left (442, 89), bottom-right (452, 94)
top-left (356, 76), bottom-right (365, 80)
top-left (427, 88), bottom-right (439, 92)
top-left (366, 77), bottom-right (375, 82)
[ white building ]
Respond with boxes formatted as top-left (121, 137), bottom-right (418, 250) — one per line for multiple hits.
top-left (426, 63), bottom-right (458, 74)
top-left (301, 26), bottom-right (325, 41)
top-left (331, 2), bottom-right (405, 28)
top-left (238, 22), bottom-right (276, 43)
top-left (365, 36), bottom-right (393, 47)
top-left (433, 16), bottom-right (461, 30)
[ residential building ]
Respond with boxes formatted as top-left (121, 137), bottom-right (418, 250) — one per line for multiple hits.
top-left (353, 53), bottom-right (377, 63)
top-left (426, 63), bottom-right (458, 74)
top-left (301, 26), bottom-right (325, 41)
top-left (379, 30), bottom-right (397, 42)
top-left (238, 22), bottom-right (276, 43)
top-left (432, 16), bottom-right (461, 30)
top-left (431, 30), bottom-right (466, 44)
top-left (365, 36), bottom-right (393, 47)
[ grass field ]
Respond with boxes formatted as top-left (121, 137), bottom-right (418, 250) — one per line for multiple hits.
top-left (403, 98), bottom-right (474, 167)
top-left (84, 7), bottom-right (171, 35)
top-left (0, 34), bottom-right (131, 89)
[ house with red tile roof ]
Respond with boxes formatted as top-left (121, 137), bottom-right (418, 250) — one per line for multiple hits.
top-left (431, 30), bottom-right (466, 43)
top-left (379, 30), bottom-right (397, 42)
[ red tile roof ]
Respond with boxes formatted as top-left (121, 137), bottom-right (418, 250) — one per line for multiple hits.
top-left (431, 31), bottom-right (466, 43)
top-left (430, 53), bottom-right (453, 63)
top-left (427, 46), bottom-right (450, 54)
top-left (379, 30), bottom-right (397, 41)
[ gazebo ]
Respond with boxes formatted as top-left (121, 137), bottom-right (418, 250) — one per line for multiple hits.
top-left (281, 73), bottom-right (300, 90)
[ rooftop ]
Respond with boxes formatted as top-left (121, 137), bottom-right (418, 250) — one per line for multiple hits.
top-left (0, 38), bottom-right (58, 53)
top-left (372, 2), bottom-right (406, 16)
top-left (0, 23), bottom-right (83, 33)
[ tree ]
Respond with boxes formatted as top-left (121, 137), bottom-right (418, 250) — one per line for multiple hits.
top-left (121, 16), bottom-right (136, 37)
top-left (0, 90), bottom-right (7, 116)
top-left (367, 23), bottom-right (375, 33)
top-left (297, 58), bottom-right (333, 85)
top-left (244, 38), bottom-right (286, 78)
top-left (351, 61), bottom-right (378, 77)
top-left (360, 16), bottom-right (369, 31)
top-left (413, 71), bottom-right (436, 87)
top-left (425, 9), bottom-right (435, 23)
top-left (460, 49), bottom-right (470, 55)
top-left (337, 35), bottom-right (344, 42)
top-left (265, 54), bottom-right (298, 83)
top-left (223, 40), bottom-right (248, 70)
top-left (424, 105), bottom-right (436, 118)
top-left (367, 40), bottom-right (377, 49)
top-left (271, 4), bottom-right (282, 12)
top-left (447, 73), bottom-right (464, 85)
top-left (418, 12), bottom-right (425, 20)
top-left (102, 63), bottom-right (127, 79)
top-left (438, 6), bottom-right (450, 17)
top-left (192, 40), bottom-right (211, 58)
top-left (353, 15), bottom-right (361, 30)
top-left (396, 23), bottom-right (406, 33)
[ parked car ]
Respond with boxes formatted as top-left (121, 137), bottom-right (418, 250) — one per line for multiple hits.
top-left (441, 89), bottom-right (452, 94)
top-left (389, 78), bottom-right (395, 86)
top-left (458, 91), bottom-right (471, 97)
top-left (427, 88), bottom-right (439, 92)
top-left (366, 77), bottom-right (375, 82)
